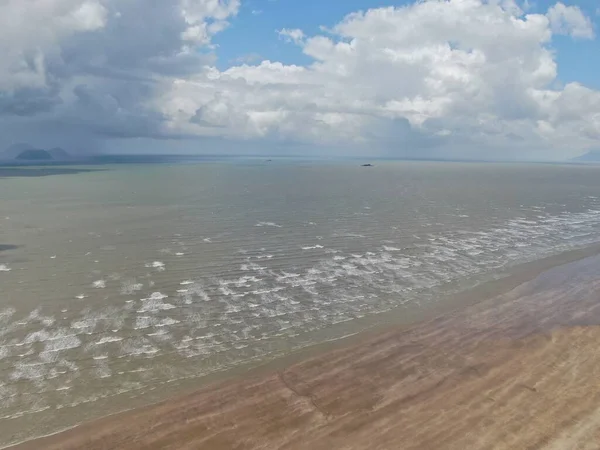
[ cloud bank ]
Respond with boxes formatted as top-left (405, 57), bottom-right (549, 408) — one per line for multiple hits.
top-left (0, 0), bottom-right (598, 160)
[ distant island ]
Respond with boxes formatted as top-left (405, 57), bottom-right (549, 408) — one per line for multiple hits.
top-left (2, 143), bottom-right (72, 162)
top-left (16, 149), bottom-right (53, 160)
top-left (572, 151), bottom-right (600, 162)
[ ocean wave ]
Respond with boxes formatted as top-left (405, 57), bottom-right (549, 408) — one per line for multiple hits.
top-left (6, 203), bottom-right (600, 431)
top-left (120, 280), bottom-right (143, 295)
top-left (145, 261), bottom-right (166, 271)
top-left (255, 221), bottom-right (282, 228)
top-left (92, 280), bottom-right (106, 289)
top-left (302, 245), bottom-right (324, 250)
top-left (95, 336), bottom-right (123, 345)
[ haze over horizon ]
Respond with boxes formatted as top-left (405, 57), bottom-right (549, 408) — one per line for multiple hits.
top-left (0, 0), bottom-right (599, 161)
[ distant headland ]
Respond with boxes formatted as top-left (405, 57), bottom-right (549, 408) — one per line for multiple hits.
top-left (2, 143), bottom-right (73, 162)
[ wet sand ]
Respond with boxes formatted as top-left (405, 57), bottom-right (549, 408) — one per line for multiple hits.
top-left (10, 251), bottom-right (600, 449)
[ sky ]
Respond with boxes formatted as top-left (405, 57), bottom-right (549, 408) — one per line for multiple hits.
top-left (0, 0), bottom-right (598, 161)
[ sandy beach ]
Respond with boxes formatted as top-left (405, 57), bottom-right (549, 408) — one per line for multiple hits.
top-left (8, 249), bottom-right (600, 450)
top-left (1, 0), bottom-right (598, 445)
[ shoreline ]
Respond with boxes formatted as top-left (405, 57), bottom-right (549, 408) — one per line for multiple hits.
top-left (7, 242), bottom-right (600, 449)
top-left (201, 241), bottom-right (600, 381)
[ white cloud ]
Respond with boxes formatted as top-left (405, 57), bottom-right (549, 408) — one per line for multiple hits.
top-left (65, 1), bottom-right (108, 31)
top-left (180, 0), bottom-right (240, 43)
top-left (278, 28), bottom-right (305, 44)
top-left (547, 2), bottom-right (595, 39)
top-left (0, 0), bottom-right (597, 160)
top-left (0, 0), bottom-right (239, 90)
top-left (156, 0), bottom-right (599, 159)
top-left (0, 0), bottom-right (239, 137)
top-left (0, 0), bottom-right (107, 92)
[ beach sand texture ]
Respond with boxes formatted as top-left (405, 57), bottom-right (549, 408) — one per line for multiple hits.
top-left (11, 253), bottom-right (600, 449)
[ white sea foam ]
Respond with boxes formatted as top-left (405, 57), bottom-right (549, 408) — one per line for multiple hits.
top-left (218, 285), bottom-right (237, 296)
top-left (40, 333), bottom-right (81, 355)
top-left (276, 272), bottom-right (300, 280)
top-left (255, 221), bottom-right (282, 228)
top-left (26, 309), bottom-right (55, 327)
top-left (149, 292), bottom-right (169, 301)
top-left (147, 329), bottom-right (168, 337)
top-left (134, 316), bottom-right (153, 330)
top-left (240, 262), bottom-right (267, 272)
top-left (92, 280), bottom-right (106, 289)
top-left (0, 346), bottom-right (10, 360)
top-left (0, 307), bottom-right (16, 323)
top-left (120, 280), bottom-right (143, 295)
top-left (254, 254), bottom-right (273, 259)
top-left (70, 318), bottom-right (96, 331)
top-left (10, 362), bottom-right (47, 381)
top-left (138, 292), bottom-right (175, 313)
top-left (181, 283), bottom-right (211, 302)
top-left (95, 336), bottom-right (123, 345)
top-left (0, 264), bottom-right (11, 272)
top-left (120, 338), bottom-right (159, 356)
top-left (156, 317), bottom-right (180, 327)
top-left (145, 261), bottom-right (166, 271)
top-left (250, 287), bottom-right (285, 295)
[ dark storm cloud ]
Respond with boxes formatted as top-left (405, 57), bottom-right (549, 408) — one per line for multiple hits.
top-left (0, 0), bottom-right (238, 152)
top-left (0, 88), bottom-right (61, 117)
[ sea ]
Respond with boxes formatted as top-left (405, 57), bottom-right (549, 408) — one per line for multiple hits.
top-left (2, 158), bottom-right (600, 445)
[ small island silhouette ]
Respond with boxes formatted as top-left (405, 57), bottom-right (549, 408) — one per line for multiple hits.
top-left (3, 143), bottom-right (72, 162)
